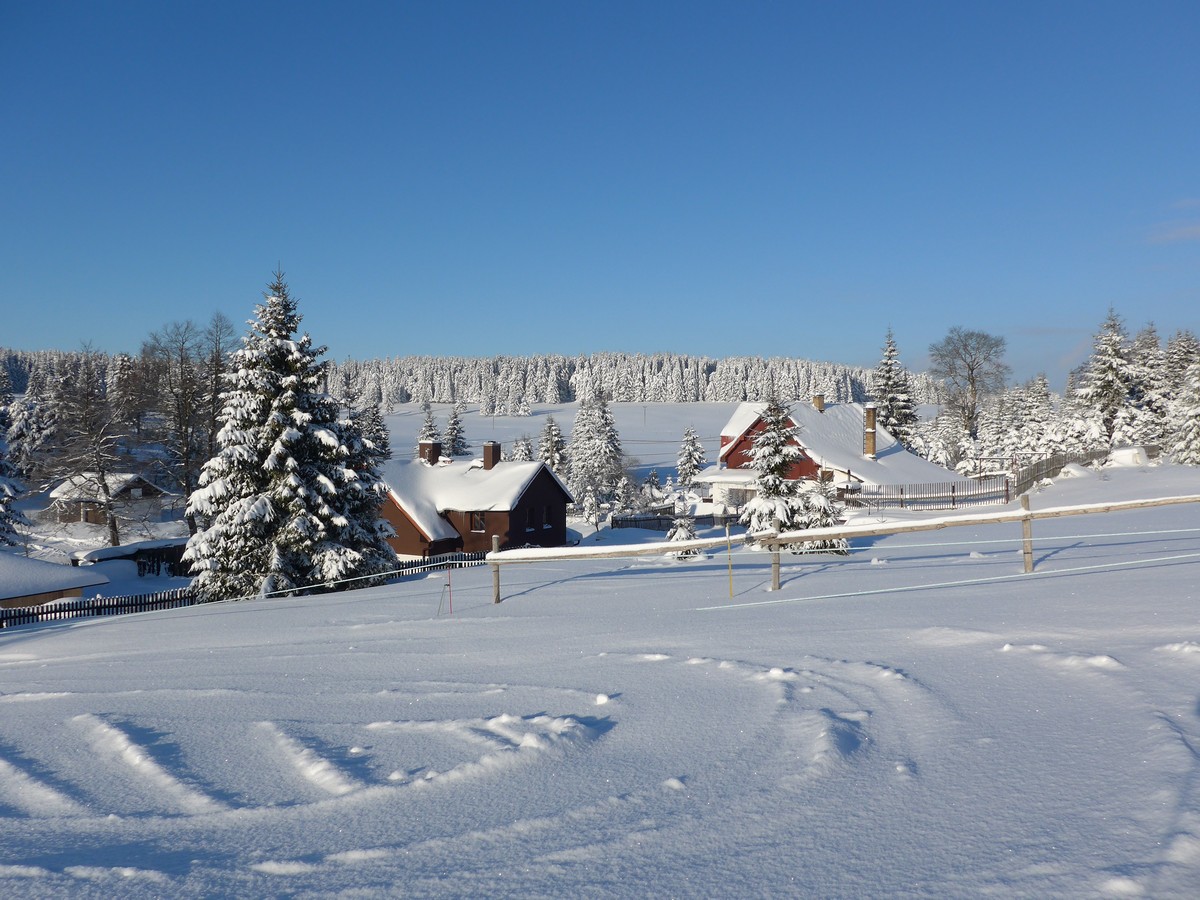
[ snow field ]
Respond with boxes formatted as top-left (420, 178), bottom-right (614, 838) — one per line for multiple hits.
top-left (0, 462), bottom-right (1199, 896)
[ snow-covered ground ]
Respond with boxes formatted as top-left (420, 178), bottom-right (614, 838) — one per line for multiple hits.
top-left (2, 429), bottom-right (1199, 895)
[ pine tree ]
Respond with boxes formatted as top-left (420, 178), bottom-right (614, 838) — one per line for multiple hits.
top-left (1169, 362), bottom-right (1200, 465)
top-left (739, 399), bottom-right (805, 533)
top-left (0, 367), bottom-right (29, 546)
top-left (538, 416), bottom-right (567, 476)
top-left (353, 401), bottom-right (392, 463)
top-left (567, 393), bottom-right (625, 526)
top-left (676, 426), bottom-right (707, 490)
top-left (416, 401), bottom-right (439, 457)
top-left (791, 480), bottom-right (849, 555)
top-left (441, 402), bottom-right (469, 457)
top-left (1077, 309), bottom-right (1135, 444)
top-left (511, 434), bottom-right (534, 461)
top-left (665, 513), bottom-right (701, 559)
top-left (184, 271), bottom-right (396, 601)
top-left (870, 328), bottom-right (919, 447)
top-left (1166, 330), bottom-right (1200, 394)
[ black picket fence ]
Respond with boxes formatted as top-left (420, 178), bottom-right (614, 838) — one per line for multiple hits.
top-left (611, 512), bottom-right (742, 532)
top-left (391, 551), bottom-right (488, 576)
top-left (0, 587), bottom-right (200, 630)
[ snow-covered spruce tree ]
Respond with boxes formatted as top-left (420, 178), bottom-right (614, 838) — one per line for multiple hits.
top-left (566, 393), bottom-right (625, 528)
top-left (1076, 309), bottom-right (1136, 445)
top-left (1117, 323), bottom-right (1169, 447)
top-left (441, 401), bottom-right (470, 457)
top-left (538, 416), bottom-right (567, 476)
top-left (1169, 362), bottom-right (1200, 465)
top-left (676, 426), bottom-right (706, 490)
top-left (510, 434), bottom-right (533, 461)
top-left (415, 400), bottom-right (439, 458)
top-left (869, 328), bottom-right (918, 448)
top-left (1166, 329), bottom-right (1200, 394)
top-left (184, 272), bottom-right (396, 601)
top-left (0, 367), bottom-right (29, 546)
top-left (665, 511), bottom-right (701, 559)
top-left (353, 401), bottom-right (392, 463)
top-left (791, 479), bottom-right (849, 555)
top-left (739, 399), bottom-right (805, 533)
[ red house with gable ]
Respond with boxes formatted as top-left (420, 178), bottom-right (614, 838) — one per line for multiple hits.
top-left (380, 440), bottom-right (574, 559)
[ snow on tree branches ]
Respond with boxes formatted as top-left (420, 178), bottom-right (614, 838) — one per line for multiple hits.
top-left (183, 271), bottom-right (396, 601)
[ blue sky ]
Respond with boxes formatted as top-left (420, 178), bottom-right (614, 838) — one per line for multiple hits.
top-left (2, 1), bottom-right (1197, 389)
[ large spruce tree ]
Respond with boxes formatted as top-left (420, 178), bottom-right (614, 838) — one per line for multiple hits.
top-left (184, 272), bottom-right (395, 601)
top-left (870, 328), bottom-right (919, 448)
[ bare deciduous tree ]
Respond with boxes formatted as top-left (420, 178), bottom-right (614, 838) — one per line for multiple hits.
top-left (928, 327), bottom-right (1010, 439)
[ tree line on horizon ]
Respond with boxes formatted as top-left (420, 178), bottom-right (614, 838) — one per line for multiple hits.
top-left (3, 273), bottom-right (1200, 593)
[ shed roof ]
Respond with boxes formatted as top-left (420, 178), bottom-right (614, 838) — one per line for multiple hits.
top-left (49, 472), bottom-right (165, 502)
top-left (0, 551), bottom-right (110, 602)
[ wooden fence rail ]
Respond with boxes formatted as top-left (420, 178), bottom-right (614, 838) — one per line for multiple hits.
top-left (485, 494), bottom-right (1200, 601)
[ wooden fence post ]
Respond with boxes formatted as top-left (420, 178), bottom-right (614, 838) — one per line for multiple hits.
top-left (491, 534), bottom-right (502, 604)
top-left (1021, 495), bottom-right (1034, 574)
top-left (770, 518), bottom-right (781, 591)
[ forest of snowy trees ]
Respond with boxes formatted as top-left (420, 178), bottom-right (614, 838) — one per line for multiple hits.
top-left (3, 302), bottom-right (1200, 564)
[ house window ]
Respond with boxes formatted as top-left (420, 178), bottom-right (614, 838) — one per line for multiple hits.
top-left (544, 505), bottom-right (553, 528)
top-left (525, 507), bottom-right (538, 531)
top-left (130, 487), bottom-right (143, 499)
top-left (470, 512), bottom-right (486, 532)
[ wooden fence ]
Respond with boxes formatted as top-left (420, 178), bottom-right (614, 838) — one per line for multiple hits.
top-left (485, 493), bottom-right (1200, 601)
top-left (846, 475), bottom-right (1010, 512)
top-left (1007, 449), bottom-right (1113, 497)
top-left (0, 587), bottom-right (200, 630)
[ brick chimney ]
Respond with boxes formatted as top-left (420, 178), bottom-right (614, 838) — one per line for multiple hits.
top-left (812, 394), bottom-right (825, 413)
top-left (418, 439), bottom-right (442, 465)
top-left (482, 441), bottom-right (501, 470)
top-left (863, 404), bottom-right (877, 459)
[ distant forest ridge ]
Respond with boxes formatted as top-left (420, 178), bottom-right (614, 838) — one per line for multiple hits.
top-left (1, 348), bottom-right (943, 409)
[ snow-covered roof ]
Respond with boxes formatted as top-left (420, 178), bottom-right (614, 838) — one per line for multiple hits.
top-left (70, 537), bottom-right (190, 563)
top-left (49, 472), bottom-right (164, 502)
top-left (0, 551), bottom-right (110, 602)
top-left (719, 401), bottom-right (968, 486)
top-left (382, 457), bottom-right (572, 542)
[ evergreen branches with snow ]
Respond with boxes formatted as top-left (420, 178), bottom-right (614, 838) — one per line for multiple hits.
top-left (676, 426), bottom-right (706, 490)
top-left (183, 271), bottom-right (396, 602)
top-left (869, 328), bottom-right (918, 448)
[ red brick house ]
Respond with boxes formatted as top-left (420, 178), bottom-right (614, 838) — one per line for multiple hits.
top-left (380, 441), bottom-right (574, 559)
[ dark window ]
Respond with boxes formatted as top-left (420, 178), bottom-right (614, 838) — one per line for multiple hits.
top-left (471, 512), bottom-right (486, 532)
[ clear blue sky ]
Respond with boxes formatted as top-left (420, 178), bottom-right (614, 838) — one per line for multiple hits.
top-left (3, 1), bottom-right (1197, 389)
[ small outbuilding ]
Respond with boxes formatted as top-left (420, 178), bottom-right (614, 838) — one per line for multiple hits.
top-left (49, 472), bottom-right (171, 525)
top-left (0, 551), bottom-right (109, 609)
top-left (380, 441), bottom-right (574, 559)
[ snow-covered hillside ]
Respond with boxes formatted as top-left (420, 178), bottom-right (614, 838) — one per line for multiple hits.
top-left (2, 456), bottom-right (1199, 897)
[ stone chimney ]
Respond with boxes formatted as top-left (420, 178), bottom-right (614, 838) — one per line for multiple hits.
top-left (812, 394), bottom-right (825, 413)
top-left (863, 404), bottom-right (877, 459)
top-left (418, 439), bottom-right (442, 465)
top-left (482, 441), bottom-right (501, 471)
